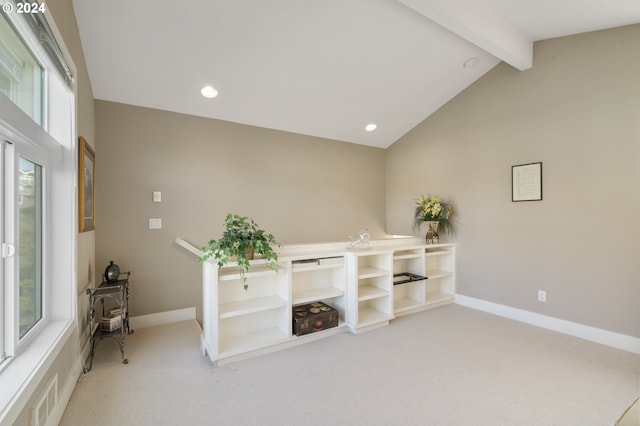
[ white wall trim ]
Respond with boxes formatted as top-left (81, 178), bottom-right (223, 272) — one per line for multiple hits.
top-left (455, 294), bottom-right (640, 354)
top-left (0, 321), bottom-right (74, 425)
top-left (129, 307), bottom-right (197, 330)
top-left (47, 356), bottom-right (83, 426)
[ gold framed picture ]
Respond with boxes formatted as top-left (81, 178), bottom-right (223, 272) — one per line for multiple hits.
top-left (79, 136), bottom-right (95, 232)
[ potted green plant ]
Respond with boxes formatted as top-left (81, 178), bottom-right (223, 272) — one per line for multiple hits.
top-left (413, 195), bottom-right (455, 243)
top-left (199, 213), bottom-right (280, 290)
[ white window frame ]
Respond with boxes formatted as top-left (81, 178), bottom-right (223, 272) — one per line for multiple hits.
top-left (0, 141), bottom-right (4, 361)
top-left (0, 102), bottom-right (63, 360)
top-left (4, 140), bottom-right (50, 355)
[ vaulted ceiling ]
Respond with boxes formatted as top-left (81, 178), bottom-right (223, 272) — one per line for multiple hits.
top-left (73, 0), bottom-right (640, 148)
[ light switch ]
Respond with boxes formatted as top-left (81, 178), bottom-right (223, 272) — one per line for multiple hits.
top-left (153, 191), bottom-right (162, 203)
top-left (149, 218), bottom-right (162, 229)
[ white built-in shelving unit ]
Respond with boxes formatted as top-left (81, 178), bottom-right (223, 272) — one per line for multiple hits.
top-left (189, 237), bottom-right (455, 365)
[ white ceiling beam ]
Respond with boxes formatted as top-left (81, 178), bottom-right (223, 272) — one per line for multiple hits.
top-left (397, 0), bottom-right (533, 70)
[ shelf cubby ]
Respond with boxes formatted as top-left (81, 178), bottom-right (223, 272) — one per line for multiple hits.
top-left (291, 255), bottom-right (346, 312)
top-left (424, 244), bottom-right (455, 302)
top-left (392, 247), bottom-right (426, 316)
top-left (347, 250), bottom-right (393, 331)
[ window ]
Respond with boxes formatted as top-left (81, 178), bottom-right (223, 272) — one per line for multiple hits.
top-left (0, 142), bottom-right (4, 361)
top-left (1, 141), bottom-right (47, 360)
top-left (0, 6), bottom-right (75, 423)
top-left (0, 12), bottom-right (43, 126)
top-left (0, 6), bottom-right (74, 366)
top-left (0, 7), bottom-right (46, 363)
top-left (18, 157), bottom-right (43, 338)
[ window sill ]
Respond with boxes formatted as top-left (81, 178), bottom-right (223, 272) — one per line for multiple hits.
top-left (0, 320), bottom-right (75, 424)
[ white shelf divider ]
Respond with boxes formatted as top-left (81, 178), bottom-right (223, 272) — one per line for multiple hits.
top-left (358, 285), bottom-right (389, 301)
top-left (218, 264), bottom-right (282, 282)
top-left (292, 287), bottom-right (344, 305)
top-left (425, 249), bottom-right (454, 257)
top-left (358, 266), bottom-right (389, 279)
top-left (393, 252), bottom-right (422, 260)
top-left (219, 295), bottom-right (287, 319)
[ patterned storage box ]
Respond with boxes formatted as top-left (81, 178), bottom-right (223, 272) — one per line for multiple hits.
top-left (292, 301), bottom-right (338, 336)
top-left (100, 313), bottom-right (122, 332)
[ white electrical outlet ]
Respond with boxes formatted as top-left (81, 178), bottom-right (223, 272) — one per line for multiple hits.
top-left (153, 191), bottom-right (162, 203)
top-left (149, 218), bottom-right (162, 229)
top-left (538, 290), bottom-right (547, 302)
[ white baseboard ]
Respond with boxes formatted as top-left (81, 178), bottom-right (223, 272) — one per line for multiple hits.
top-left (454, 294), bottom-right (640, 354)
top-left (130, 307), bottom-right (197, 330)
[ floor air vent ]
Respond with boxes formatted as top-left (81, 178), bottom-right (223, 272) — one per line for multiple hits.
top-left (30, 374), bottom-right (57, 426)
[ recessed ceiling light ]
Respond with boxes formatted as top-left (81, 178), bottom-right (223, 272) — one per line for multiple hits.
top-left (365, 123), bottom-right (377, 132)
top-left (463, 57), bottom-right (479, 68)
top-left (201, 85), bottom-right (218, 98)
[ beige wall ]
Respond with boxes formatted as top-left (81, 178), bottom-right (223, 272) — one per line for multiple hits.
top-left (13, 338), bottom-right (77, 425)
top-left (386, 24), bottom-right (640, 337)
top-left (94, 102), bottom-right (386, 321)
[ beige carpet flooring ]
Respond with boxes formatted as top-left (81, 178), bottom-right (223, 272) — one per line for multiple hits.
top-left (60, 304), bottom-right (639, 426)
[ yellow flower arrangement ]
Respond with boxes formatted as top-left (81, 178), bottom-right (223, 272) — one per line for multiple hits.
top-left (413, 195), bottom-right (455, 236)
